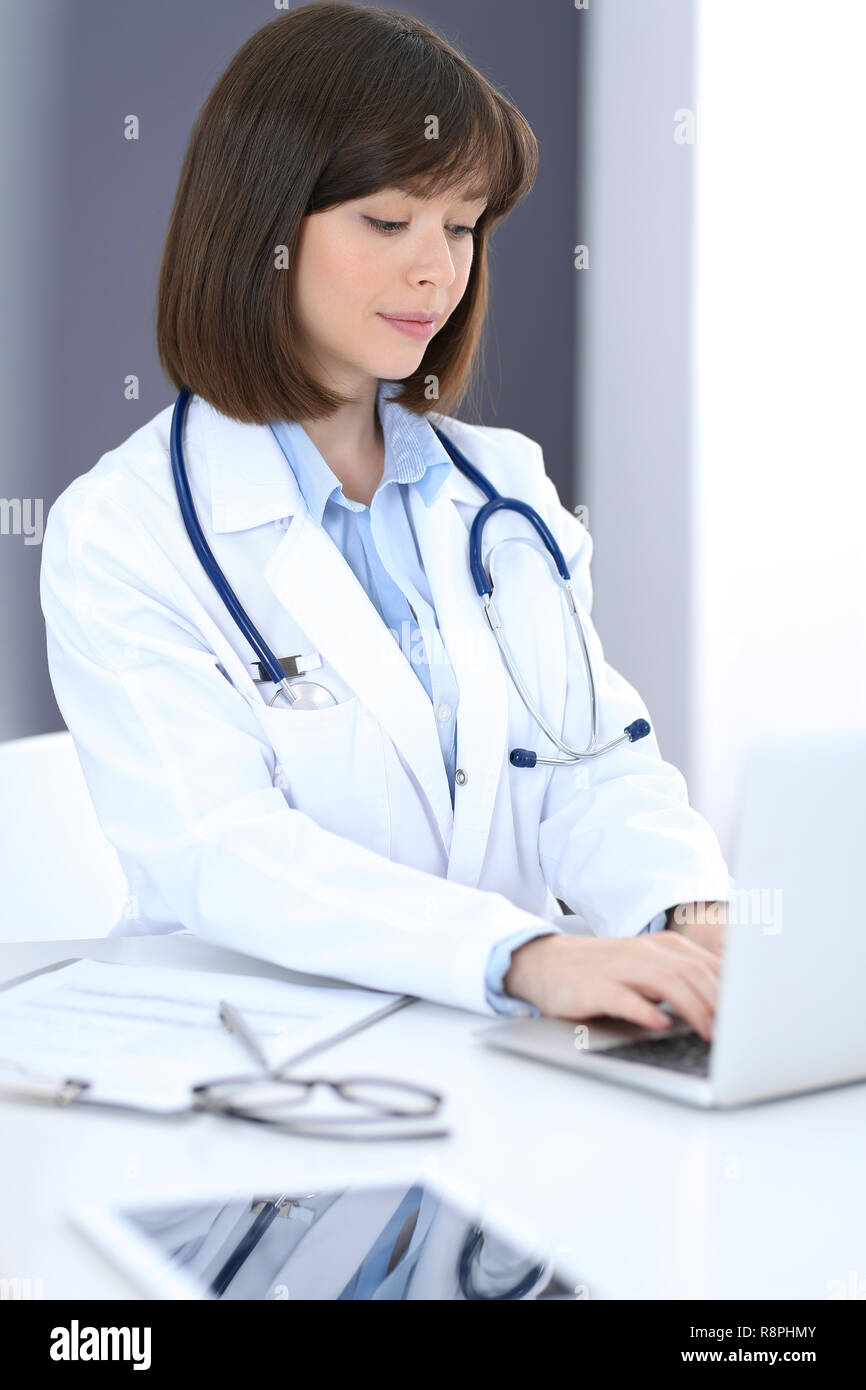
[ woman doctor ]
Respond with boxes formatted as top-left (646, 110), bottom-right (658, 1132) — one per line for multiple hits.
top-left (40, 3), bottom-right (734, 1037)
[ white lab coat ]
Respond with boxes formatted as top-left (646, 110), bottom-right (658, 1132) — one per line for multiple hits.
top-left (39, 393), bottom-right (735, 1015)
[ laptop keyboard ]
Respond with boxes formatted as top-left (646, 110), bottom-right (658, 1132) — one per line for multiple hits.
top-left (598, 1031), bottom-right (712, 1077)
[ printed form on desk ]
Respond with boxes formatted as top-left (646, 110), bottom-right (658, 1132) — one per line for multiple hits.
top-left (0, 959), bottom-right (409, 1113)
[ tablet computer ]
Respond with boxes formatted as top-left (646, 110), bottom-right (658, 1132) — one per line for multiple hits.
top-left (68, 1169), bottom-right (579, 1301)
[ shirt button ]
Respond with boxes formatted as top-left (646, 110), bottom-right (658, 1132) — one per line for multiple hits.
top-left (436, 702), bottom-right (452, 723)
top-left (455, 768), bottom-right (468, 786)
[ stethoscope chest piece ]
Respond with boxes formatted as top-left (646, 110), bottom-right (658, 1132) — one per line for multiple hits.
top-left (269, 681), bottom-right (338, 711)
top-left (251, 653), bottom-right (339, 709)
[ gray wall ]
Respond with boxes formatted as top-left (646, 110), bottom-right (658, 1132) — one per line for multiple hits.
top-left (0, 2), bottom-right (65, 742)
top-left (0, 0), bottom-right (578, 742)
top-left (575, 0), bottom-right (699, 799)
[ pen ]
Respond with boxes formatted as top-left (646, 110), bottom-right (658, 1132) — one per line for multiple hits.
top-left (218, 999), bottom-right (270, 1070)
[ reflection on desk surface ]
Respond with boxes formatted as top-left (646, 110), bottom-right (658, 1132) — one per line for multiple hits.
top-left (91, 1182), bottom-right (577, 1300)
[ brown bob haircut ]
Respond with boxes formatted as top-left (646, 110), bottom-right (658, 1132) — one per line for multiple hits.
top-left (156, 1), bottom-right (538, 424)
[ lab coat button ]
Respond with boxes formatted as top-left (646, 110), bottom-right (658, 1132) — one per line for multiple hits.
top-left (436, 702), bottom-right (452, 723)
top-left (455, 768), bottom-right (468, 786)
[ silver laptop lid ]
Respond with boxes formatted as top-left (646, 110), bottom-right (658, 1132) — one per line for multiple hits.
top-left (712, 728), bottom-right (866, 1103)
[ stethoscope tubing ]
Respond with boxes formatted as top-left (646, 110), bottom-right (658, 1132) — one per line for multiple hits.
top-left (457, 1225), bottom-right (549, 1300)
top-left (171, 387), bottom-right (299, 706)
top-left (170, 389), bottom-right (650, 767)
top-left (206, 1191), bottom-right (546, 1300)
top-left (430, 424), bottom-right (650, 766)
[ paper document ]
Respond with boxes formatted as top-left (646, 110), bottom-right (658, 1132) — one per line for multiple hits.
top-left (0, 959), bottom-right (408, 1112)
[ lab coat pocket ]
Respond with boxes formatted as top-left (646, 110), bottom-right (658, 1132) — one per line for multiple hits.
top-left (255, 696), bottom-right (391, 858)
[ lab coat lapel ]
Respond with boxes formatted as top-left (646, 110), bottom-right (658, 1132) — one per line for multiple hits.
top-left (263, 508), bottom-right (455, 858)
top-left (407, 479), bottom-right (510, 888)
top-left (194, 393), bottom-right (506, 881)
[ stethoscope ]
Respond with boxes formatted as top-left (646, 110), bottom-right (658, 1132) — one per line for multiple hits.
top-left (170, 386), bottom-right (651, 768)
top-left (457, 1225), bottom-right (550, 1300)
top-left (206, 1190), bottom-right (550, 1300)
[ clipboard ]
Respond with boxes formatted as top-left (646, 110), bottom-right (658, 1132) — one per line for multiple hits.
top-left (0, 956), bottom-right (414, 1115)
top-left (0, 959), bottom-right (91, 1104)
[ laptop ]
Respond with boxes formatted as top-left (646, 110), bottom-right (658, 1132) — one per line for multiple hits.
top-left (477, 729), bottom-right (866, 1107)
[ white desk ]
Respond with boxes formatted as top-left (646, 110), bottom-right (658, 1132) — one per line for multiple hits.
top-left (1, 935), bottom-right (864, 1300)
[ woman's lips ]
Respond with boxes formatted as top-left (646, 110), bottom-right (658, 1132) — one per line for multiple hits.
top-left (377, 314), bottom-right (437, 341)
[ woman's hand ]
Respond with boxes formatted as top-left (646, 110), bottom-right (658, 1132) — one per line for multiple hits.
top-left (665, 899), bottom-right (728, 958)
top-left (503, 928), bottom-right (722, 1040)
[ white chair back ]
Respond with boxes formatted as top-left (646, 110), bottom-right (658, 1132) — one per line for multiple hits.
top-left (0, 730), bottom-right (129, 942)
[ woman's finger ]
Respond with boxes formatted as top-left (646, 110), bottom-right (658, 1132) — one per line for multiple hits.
top-left (576, 979), bottom-right (678, 1033)
top-left (631, 945), bottom-right (720, 1017)
top-left (631, 969), bottom-right (716, 1040)
top-left (652, 929), bottom-right (723, 971)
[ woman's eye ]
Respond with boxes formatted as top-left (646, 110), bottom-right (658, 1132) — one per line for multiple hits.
top-left (363, 217), bottom-right (475, 239)
top-left (364, 218), bottom-right (406, 235)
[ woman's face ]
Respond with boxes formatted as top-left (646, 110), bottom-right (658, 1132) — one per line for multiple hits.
top-left (292, 182), bottom-right (488, 394)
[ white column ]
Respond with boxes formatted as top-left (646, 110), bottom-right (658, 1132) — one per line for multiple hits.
top-left (695, 0), bottom-right (866, 850)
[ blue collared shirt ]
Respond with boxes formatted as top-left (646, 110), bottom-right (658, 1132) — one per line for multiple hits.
top-left (269, 381), bottom-right (666, 1017)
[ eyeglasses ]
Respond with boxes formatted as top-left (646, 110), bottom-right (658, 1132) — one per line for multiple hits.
top-left (191, 1066), bottom-right (449, 1142)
